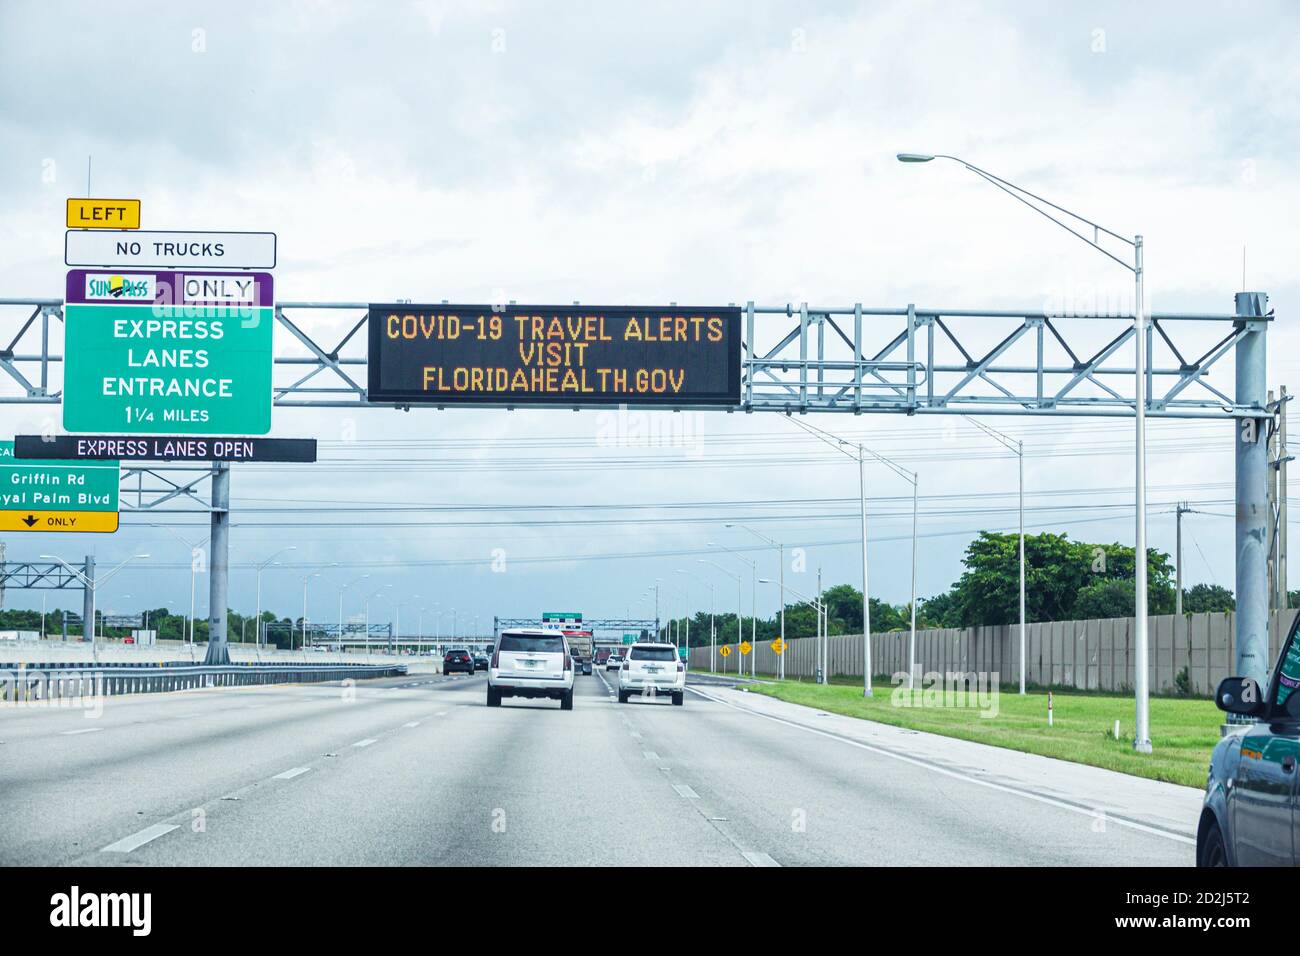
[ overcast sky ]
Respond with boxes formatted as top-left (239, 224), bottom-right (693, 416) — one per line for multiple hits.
top-left (1, 1), bottom-right (1297, 635)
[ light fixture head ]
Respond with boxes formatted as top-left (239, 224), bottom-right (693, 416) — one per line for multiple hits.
top-left (896, 152), bottom-right (935, 163)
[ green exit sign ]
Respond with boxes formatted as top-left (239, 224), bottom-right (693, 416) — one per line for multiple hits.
top-left (62, 270), bottom-right (274, 436)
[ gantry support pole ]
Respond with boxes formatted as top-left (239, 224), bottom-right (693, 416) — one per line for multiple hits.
top-left (204, 461), bottom-right (231, 665)
top-left (1235, 292), bottom-right (1270, 688)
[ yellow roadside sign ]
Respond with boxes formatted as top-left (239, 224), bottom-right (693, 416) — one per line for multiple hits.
top-left (739, 640), bottom-right (752, 656)
top-left (719, 645), bottom-right (732, 658)
top-left (771, 637), bottom-right (785, 655)
top-left (67, 198), bottom-right (141, 230)
top-left (0, 510), bottom-right (118, 533)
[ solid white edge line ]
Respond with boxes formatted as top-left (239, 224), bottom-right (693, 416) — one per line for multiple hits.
top-left (101, 823), bottom-right (179, 853)
top-left (687, 686), bottom-right (1196, 846)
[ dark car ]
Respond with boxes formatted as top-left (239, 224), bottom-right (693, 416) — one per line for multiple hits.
top-left (443, 648), bottom-right (475, 675)
top-left (473, 653), bottom-right (489, 672)
top-left (1198, 613), bottom-right (1300, 865)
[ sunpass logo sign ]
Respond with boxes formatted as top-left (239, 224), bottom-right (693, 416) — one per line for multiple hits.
top-left (84, 274), bottom-right (155, 301)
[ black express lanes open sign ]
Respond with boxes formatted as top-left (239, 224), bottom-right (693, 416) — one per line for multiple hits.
top-left (367, 304), bottom-right (742, 407)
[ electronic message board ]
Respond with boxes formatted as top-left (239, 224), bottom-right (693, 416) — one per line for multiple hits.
top-left (367, 304), bottom-right (741, 407)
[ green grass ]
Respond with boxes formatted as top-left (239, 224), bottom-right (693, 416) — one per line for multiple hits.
top-left (710, 674), bottom-right (1221, 788)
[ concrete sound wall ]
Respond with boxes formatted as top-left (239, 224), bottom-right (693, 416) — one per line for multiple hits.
top-left (689, 609), bottom-right (1299, 697)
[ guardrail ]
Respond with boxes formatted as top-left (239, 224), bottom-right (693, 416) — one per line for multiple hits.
top-left (0, 661), bottom-right (407, 703)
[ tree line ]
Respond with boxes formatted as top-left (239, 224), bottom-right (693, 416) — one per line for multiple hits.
top-left (0, 606), bottom-right (317, 649)
top-left (661, 531), bottom-right (1247, 643)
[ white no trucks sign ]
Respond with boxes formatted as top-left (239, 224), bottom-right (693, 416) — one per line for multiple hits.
top-left (65, 230), bottom-right (277, 269)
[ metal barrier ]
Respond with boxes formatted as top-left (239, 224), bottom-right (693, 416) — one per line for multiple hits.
top-left (0, 661), bottom-right (407, 703)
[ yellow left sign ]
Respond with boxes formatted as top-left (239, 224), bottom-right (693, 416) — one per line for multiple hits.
top-left (66, 198), bottom-right (140, 230)
top-left (0, 510), bottom-right (119, 533)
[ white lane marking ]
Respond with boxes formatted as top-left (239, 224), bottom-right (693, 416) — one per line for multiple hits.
top-left (630, 731), bottom-right (642, 739)
top-left (687, 687), bottom-right (1197, 846)
top-left (273, 766), bottom-right (312, 780)
top-left (436, 712), bottom-right (447, 717)
top-left (101, 823), bottom-right (179, 853)
top-left (353, 738), bottom-right (378, 748)
top-left (672, 784), bottom-right (700, 800)
top-left (60, 727), bottom-right (102, 736)
top-left (742, 851), bottom-right (781, 867)
top-left (642, 751), bottom-right (659, 760)
top-left (402, 721), bottom-right (420, 728)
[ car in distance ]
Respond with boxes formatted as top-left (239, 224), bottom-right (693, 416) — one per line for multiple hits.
top-left (487, 628), bottom-right (574, 710)
top-left (473, 652), bottom-right (489, 671)
top-left (443, 648), bottom-right (475, 675)
top-left (617, 642), bottom-right (685, 706)
top-left (606, 654), bottom-right (623, 671)
top-left (1197, 613), bottom-right (1300, 866)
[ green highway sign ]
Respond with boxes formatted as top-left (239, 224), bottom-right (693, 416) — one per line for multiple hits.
top-left (62, 269), bottom-right (274, 435)
top-left (0, 440), bottom-right (119, 533)
top-left (623, 633), bottom-right (636, 645)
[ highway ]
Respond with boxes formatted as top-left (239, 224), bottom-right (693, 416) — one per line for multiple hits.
top-left (0, 671), bottom-right (1195, 866)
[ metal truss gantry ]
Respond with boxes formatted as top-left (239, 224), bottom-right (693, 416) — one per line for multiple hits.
top-left (493, 617), bottom-right (659, 638)
top-left (0, 293), bottom-right (1273, 681)
top-left (0, 298), bottom-right (1270, 418)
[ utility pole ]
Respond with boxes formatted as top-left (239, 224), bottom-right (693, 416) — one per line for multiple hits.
top-left (1176, 502), bottom-right (1189, 616)
top-left (1268, 387), bottom-right (1292, 611)
top-left (1281, 386), bottom-right (1290, 610)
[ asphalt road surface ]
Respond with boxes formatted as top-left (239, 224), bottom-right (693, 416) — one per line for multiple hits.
top-left (0, 669), bottom-right (1194, 865)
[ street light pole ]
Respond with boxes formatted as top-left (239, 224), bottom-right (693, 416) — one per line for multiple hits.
top-left (964, 416), bottom-right (1027, 694)
top-left (338, 573), bottom-right (370, 653)
top-left (899, 151), bottom-right (1150, 750)
top-left (253, 546), bottom-right (296, 655)
top-left (299, 571), bottom-right (320, 653)
top-left (41, 553), bottom-right (149, 664)
top-left (725, 524), bottom-right (786, 679)
top-left (708, 543), bottom-right (759, 678)
top-left (787, 419), bottom-right (918, 696)
top-left (699, 559), bottom-right (742, 676)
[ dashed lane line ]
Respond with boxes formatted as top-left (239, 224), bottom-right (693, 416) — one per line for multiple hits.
top-left (352, 738), bottom-right (378, 748)
top-left (101, 823), bottom-right (179, 854)
top-left (272, 767), bottom-right (312, 780)
top-left (60, 727), bottom-right (102, 736)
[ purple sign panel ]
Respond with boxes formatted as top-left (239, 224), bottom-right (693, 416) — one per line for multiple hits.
top-left (64, 269), bottom-right (274, 308)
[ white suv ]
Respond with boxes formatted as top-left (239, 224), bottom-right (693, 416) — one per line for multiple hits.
top-left (487, 628), bottom-right (575, 710)
top-left (617, 642), bottom-right (685, 706)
